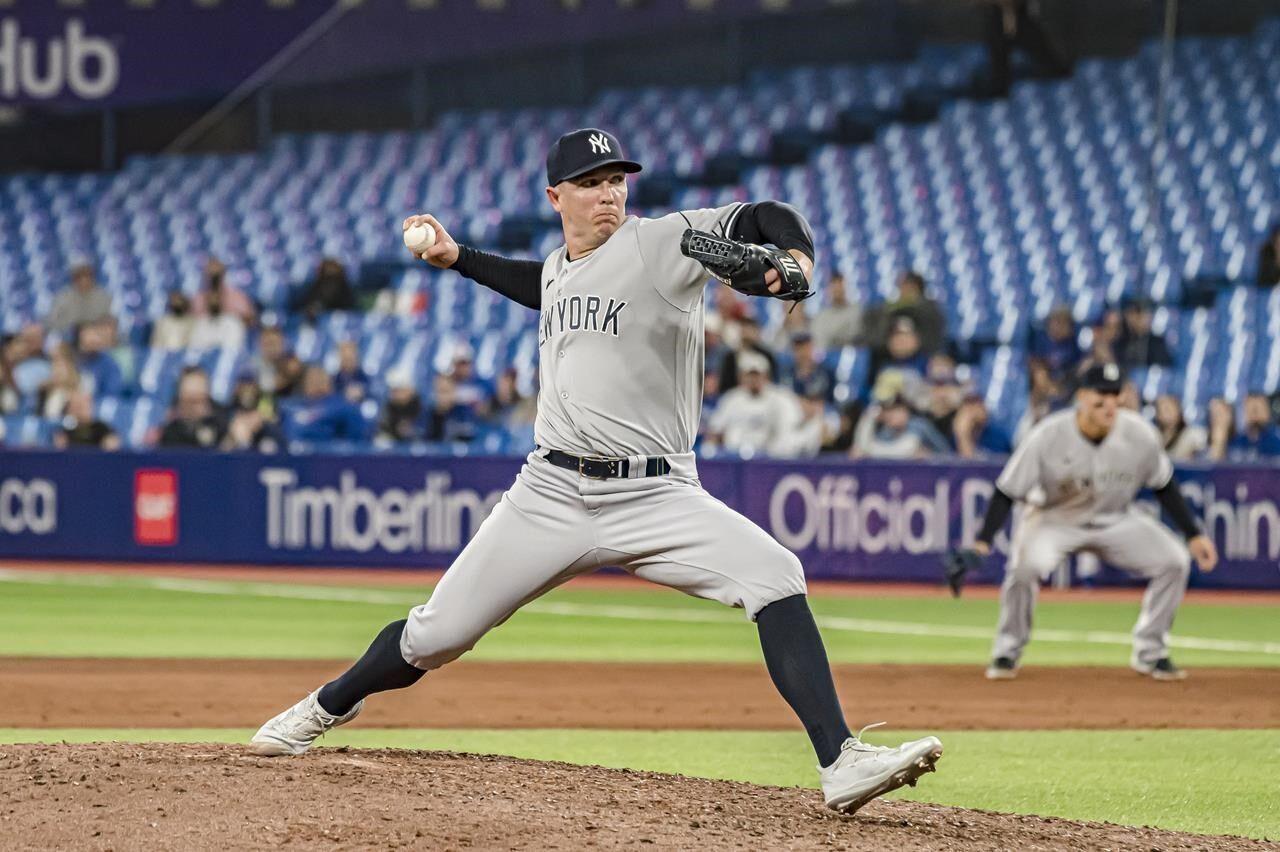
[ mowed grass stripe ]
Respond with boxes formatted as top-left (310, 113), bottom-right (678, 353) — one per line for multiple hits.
top-left (0, 728), bottom-right (1275, 840)
top-left (1, 569), bottom-right (1278, 658)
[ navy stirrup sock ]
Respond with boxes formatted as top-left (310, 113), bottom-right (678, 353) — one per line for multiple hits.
top-left (317, 619), bottom-right (425, 716)
top-left (756, 594), bottom-right (853, 767)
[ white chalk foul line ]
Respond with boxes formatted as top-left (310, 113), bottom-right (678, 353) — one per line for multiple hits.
top-left (0, 568), bottom-right (1277, 656)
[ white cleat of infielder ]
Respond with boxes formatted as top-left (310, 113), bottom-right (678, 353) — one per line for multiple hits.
top-left (248, 690), bottom-right (363, 756)
top-left (819, 723), bottom-right (943, 814)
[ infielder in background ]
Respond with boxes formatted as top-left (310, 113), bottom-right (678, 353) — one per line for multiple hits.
top-left (969, 363), bottom-right (1218, 681)
top-left (250, 128), bottom-right (943, 813)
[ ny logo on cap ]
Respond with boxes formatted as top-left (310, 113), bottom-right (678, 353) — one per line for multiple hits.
top-left (1103, 363), bottom-right (1119, 381)
top-left (588, 132), bottom-right (611, 155)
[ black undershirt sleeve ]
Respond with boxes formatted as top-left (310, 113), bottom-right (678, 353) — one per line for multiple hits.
top-left (1153, 479), bottom-right (1202, 539)
top-left (976, 488), bottom-right (1015, 545)
top-left (728, 201), bottom-right (816, 262)
top-left (450, 245), bottom-right (543, 310)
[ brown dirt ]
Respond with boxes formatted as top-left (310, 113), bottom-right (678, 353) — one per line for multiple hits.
top-left (3, 659), bottom-right (1276, 730)
top-left (2, 743), bottom-right (1272, 852)
top-left (10, 560), bottom-right (1280, 604)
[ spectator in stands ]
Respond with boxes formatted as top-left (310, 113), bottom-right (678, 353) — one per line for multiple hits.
top-left (1154, 395), bottom-right (1206, 461)
top-left (1014, 358), bottom-right (1067, 445)
top-left (1116, 296), bottom-right (1173, 368)
top-left (189, 285), bottom-right (247, 352)
top-left (285, 364), bottom-right (367, 445)
top-left (222, 378), bottom-right (283, 453)
top-left (822, 400), bottom-right (866, 456)
top-left (870, 316), bottom-right (930, 408)
top-left (923, 367), bottom-right (964, 443)
top-left (780, 332), bottom-right (834, 403)
top-left (445, 343), bottom-right (492, 414)
top-left (159, 368), bottom-right (227, 450)
top-left (0, 338), bottom-right (19, 414)
top-left (868, 271), bottom-right (946, 355)
top-left (293, 257), bottom-right (356, 323)
top-left (1228, 391), bottom-right (1280, 460)
top-left (486, 368), bottom-right (535, 427)
top-left (151, 291), bottom-right (194, 351)
top-left (252, 326), bottom-right (292, 396)
top-left (426, 374), bottom-right (478, 444)
top-left (37, 345), bottom-right (80, 419)
top-left (952, 394), bottom-right (1011, 458)
top-left (1031, 305), bottom-right (1082, 381)
top-left (377, 369), bottom-right (425, 444)
top-left (193, 257), bottom-right (256, 325)
top-left (718, 317), bottom-right (777, 393)
top-left (54, 390), bottom-right (118, 450)
top-left (851, 393), bottom-right (949, 460)
top-left (333, 340), bottom-right (369, 403)
top-left (791, 388), bottom-right (838, 458)
top-left (75, 321), bottom-right (124, 399)
top-left (1205, 397), bottom-right (1235, 461)
top-left (48, 259), bottom-right (112, 334)
top-left (810, 273), bottom-right (864, 351)
top-left (1, 325), bottom-right (50, 409)
top-left (98, 317), bottom-right (136, 388)
top-left (706, 351), bottom-right (802, 458)
top-left (1258, 223), bottom-right (1280, 287)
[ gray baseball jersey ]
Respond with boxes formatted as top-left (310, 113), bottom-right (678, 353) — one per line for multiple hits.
top-left (534, 204), bottom-right (743, 458)
top-left (990, 407), bottom-right (1190, 667)
top-left (398, 203), bottom-right (807, 672)
top-left (995, 408), bottom-right (1173, 526)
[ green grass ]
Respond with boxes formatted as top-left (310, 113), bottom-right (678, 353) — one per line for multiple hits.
top-left (0, 570), bottom-right (1276, 667)
top-left (2, 727), bottom-right (1276, 840)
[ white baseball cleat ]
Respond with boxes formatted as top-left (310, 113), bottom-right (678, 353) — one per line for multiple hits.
top-left (819, 723), bottom-right (944, 814)
top-left (249, 690), bottom-right (363, 756)
top-left (985, 656), bottom-right (1019, 680)
top-left (1131, 657), bottom-right (1188, 681)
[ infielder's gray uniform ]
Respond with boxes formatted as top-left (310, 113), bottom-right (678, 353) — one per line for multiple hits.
top-left (399, 205), bottom-right (806, 670)
top-left (991, 408), bottom-right (1190, 666)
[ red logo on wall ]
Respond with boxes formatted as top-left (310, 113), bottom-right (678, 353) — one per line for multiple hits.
top-left (134, 469), bottom-right (178, 546)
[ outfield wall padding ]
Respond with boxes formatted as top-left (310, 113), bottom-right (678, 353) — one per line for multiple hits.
top-left (1, 450), bottom-right (1276, 589)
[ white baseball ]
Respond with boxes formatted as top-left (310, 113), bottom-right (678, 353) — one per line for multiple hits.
top-left (403, 222), bottom-right (436, 253)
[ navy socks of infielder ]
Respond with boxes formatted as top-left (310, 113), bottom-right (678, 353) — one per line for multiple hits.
top-left (755, 594), bottom-right (853, 767)
top-left (318, 596), bottom-right (853, 767)
top-left (317, 619), bottom-right (424, 716)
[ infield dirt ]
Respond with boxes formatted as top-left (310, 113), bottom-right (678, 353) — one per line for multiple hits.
top-left (2, 743), bottom-right (1274, 852)
top-left (2, 658), bottom-right (1276, 730)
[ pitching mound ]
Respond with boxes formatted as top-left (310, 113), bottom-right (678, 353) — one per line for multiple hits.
top-left (1, 744), bottom-right (1269, 851)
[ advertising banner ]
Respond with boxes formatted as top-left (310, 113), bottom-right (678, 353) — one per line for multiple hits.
top-left (2, 0), bottom-right (883, 107)
top-left (0, 449), bottom-right (1276, 589)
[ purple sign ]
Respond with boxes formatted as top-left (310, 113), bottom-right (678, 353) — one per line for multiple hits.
top-left (0, 450), bottom-right (1276, 589)
top-left (3, 0), bottom-right (868, 107)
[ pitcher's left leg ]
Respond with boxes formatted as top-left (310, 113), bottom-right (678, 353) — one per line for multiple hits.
top-left (1093, 511), bottom-right (1192, 672)
top-left (602, 483), bottom-right (941, 812)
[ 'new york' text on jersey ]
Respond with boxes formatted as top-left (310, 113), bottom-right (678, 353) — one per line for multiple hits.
top-left (535, 204), bottom-right (744, 458)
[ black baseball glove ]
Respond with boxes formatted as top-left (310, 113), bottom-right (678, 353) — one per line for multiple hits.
top-left (680, 229), bottom-right (812, 302)
top-left (941, 548), bottom-right (983, 598)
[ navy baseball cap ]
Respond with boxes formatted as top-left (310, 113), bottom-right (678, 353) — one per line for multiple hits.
top-left (1080, 362), bottom-right (1124, 394)
top-left (546, 128), bottom-right (642, 186)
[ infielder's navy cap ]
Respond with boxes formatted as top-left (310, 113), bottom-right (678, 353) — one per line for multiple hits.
top-left (1080, 362), bottom-right (1124, 394)
top-left (546, 128), bottom-right (642, 186)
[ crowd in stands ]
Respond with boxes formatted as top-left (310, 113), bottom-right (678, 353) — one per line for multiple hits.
top-left (3, 252), bottom-right (1280, 463)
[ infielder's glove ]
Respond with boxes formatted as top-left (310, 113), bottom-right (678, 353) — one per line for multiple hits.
top-left (680, 229), bottom-right (812, 302)
top-left (941, 548), bottom-right (983, 598)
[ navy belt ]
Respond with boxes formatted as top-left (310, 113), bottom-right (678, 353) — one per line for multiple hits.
top-left (542, 448), bottom-right (671, 480)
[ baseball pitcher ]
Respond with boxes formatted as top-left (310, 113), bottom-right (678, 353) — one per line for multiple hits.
top-left (249, 128), bottom-right (942, 813)
top-left (967, 363), bottom-right (1218, 680)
